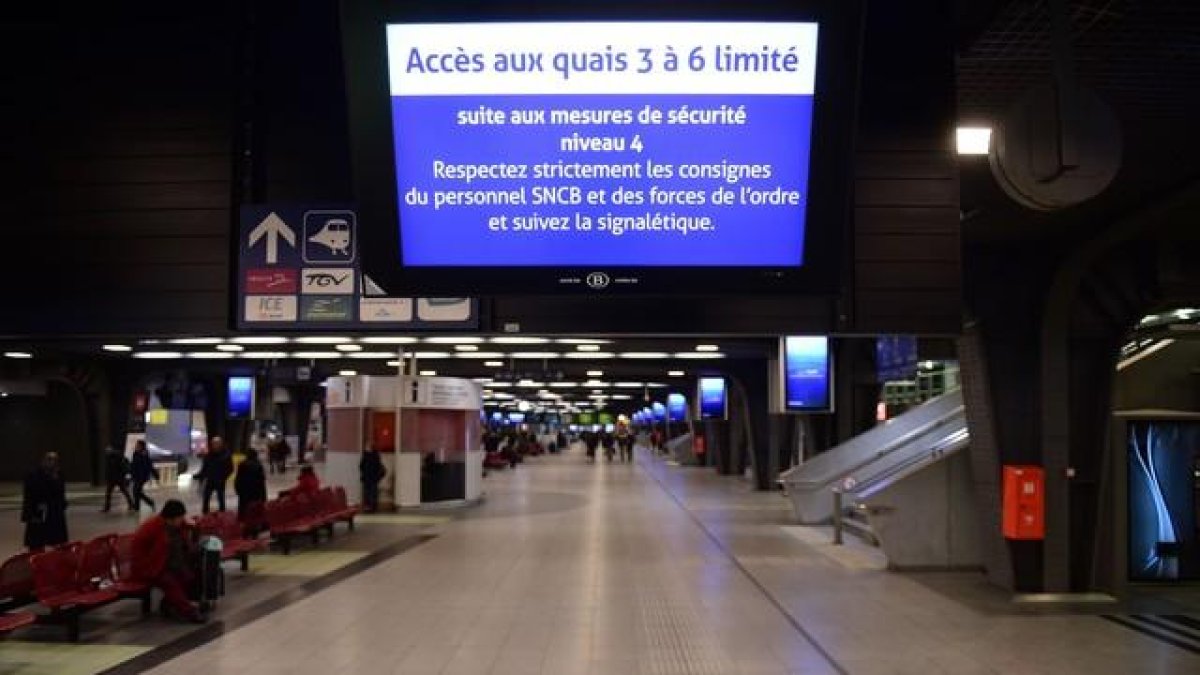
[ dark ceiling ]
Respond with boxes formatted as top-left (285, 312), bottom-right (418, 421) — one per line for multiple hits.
top-left (956, 0), bottom-right (1200, 244)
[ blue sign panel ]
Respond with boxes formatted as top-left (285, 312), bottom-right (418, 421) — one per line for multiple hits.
top-left (667, 393), bottom-right (687, 422)
top-left (237, 205), bottom-right (477, 331)
top-left (1128, 421), bottom-right (1200, 581)
top-left (698, 377), bottom-right (727, 419)
top-left (652, 402), bottom-right (667, 423)
top-left (227, 376), bottom-right (255, 420)
top-left (782, 336), bottom-right (833, 412)
top-left (875, 335), bottom-right (918, 383)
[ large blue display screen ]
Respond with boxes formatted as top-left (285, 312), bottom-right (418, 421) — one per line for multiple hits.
top-left (698, 377), bottom-right (727, 419)
top-left (227, 376), bottom-right (255, 420)
top-left (385, 22), bottom-right (819, 267)
top-left (782, 336), bottom-right (832, 412)
top-left (667, 393), bottom-right (687, 422)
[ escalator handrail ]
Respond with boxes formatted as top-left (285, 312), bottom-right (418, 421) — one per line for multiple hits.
top-left (847, 426), bottom-right (971, 501)
top-left (785, 404), bottom-right (965, 489)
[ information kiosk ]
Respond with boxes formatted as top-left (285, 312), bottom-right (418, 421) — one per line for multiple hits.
top-left (324, 374), bottom-right (484, 509)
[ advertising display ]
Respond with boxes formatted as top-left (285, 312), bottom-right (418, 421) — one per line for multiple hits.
top-left (698, 377), bottom-right (727, 419)
top-left (227, 376), bottom-right (255, 419)
top-left (343, 3), bottom-right (861, 295)
top-left (780, 336), bottom-right (833, 412)
top-left (1128, 421), bottom-right (1200, 581)
top-left (667, 393), bottom-right (687, 422)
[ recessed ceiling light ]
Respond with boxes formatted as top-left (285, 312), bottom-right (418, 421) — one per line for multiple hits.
top-left (484, 361), bottom-right (505, 367)
top-left (612, 394), bottom-right (633, 400)
top-left (549, 382), bottom-right (577, 388)
top-left (295, 336), bottom-right (352, 344)
top-left (491, 336), bottom-right (551, 344)
top-left (169, 337), bottom-right (223, 345)
top-left (292, 351), bottom-right (342, 359)
top-left (516, 380), bottom-right (545, 388)
top-left (335, 344), bottom-right (363, 352)
top-left (102, 344), bottom-right (132, 353)
top-left (695, 344), bottom-right (719, 352)
top-left (413, 351), bottom-right (452, 359)
top-left (956, 126), bottom-right (992, 155)
top-left (619, 352), bottom-right (669, 359)
top-left (361, 336), bottom-right (418, 344)
top-left (216, 344), bottom-right (244, 352)
top-left (455, 351), bottom-right (507, 359)
top-left (231, 336), bottom-right (289, 344)
top-left (511, 352), bottom-right (560, 359)
top-left (455, 344), bottom-right (479, 352)
top-left (615, 382), bottom-right (644, 388)
top-left (556, 338), bottom-right (612, 345)
top-left (674, 352), bottom-right (724, 359)
top-left (386, 360), bottom-right (401, 367)
top-left (425, 336), bottom-right (485, 344)
top-left (419, 370), bottom-right (437, 376)
top-left (132, 352), bottom-right (181, 359)
top-left (668, 370), bottom-right (685, 377)
top-left (564, 352), bottom-right (615, 359)
top-left (472, 377), bottom-right (493, 384)
top-left (586, 370), bottom-right (604, 377)
top-left (187, 352), bottom-right (234, 359)
top-left (576, 344), bottom-right (600, 352)
top-left (348, 352), bottom-right (397, 359)
top-left (489, 382), bottom-right (514, 388)
top-left (241, 351), bottom-right (288, 359)
top-left (338, 370), bottom-right (357, 377)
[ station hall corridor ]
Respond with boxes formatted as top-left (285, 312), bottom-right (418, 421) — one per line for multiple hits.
top-left (135, 445), bottom-right (1199, 675)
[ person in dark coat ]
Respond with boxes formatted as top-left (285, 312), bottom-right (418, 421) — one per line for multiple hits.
top-left (234, 448), bottom-right (267, 518)
top-left (22, 452), bottom-right (68, 551)
top-left (197, 436), bottom-right (233, 514)
top-left (101, 446), bottom-right (135, 512)
top-left (129, 440), bottom-right (159, 511)
top-left (359, 447), bottom-right (386, 513)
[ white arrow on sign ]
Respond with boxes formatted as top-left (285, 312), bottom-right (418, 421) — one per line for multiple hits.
top-left (248, 212), bottom-right (296, 265)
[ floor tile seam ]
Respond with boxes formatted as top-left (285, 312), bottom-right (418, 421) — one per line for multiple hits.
top-left (633, 453), bottom-right (849, 675)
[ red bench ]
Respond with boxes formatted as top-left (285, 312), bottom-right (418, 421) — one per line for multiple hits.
top-left (330, 487), bottom-right (360, 530)
top-left (265, 498), bottom-right (323, 555)
top-left (76, 535), bottom-right (153, 616)
top-left (263, 485), bottom-right (360, 554)
top-left (0, 552), bottom-right (35, 612)
top-left (0, 610), bottom-right (35, 634)
top-left (194, 512), bottom-right (265, 571)
top-left (30, 543), bottom-right (120, 641)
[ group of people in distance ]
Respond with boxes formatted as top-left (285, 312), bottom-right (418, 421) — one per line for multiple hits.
top-left (582, 429), bottom-right (634, 463)
top-left (18, 437), bottom-right (338, 624)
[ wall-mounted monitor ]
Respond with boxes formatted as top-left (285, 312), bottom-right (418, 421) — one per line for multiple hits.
top-left (697, 377), bottom-right (728, 419)
top-left (875, 335), bottom-right (918, 383)
top-left (507, 412), bottom-right (526, 423)
top-left (227, 376), bottom-right (255, 420)
top-left (667, 393), bottom-right (687, 422)
top-left (652, 402), bottom-right (667, 422)
top-left (342, 2), bottom-right (862, 296)
top-left (780, 336), bottom-right (833, 412)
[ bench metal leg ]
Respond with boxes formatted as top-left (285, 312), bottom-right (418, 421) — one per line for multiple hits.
top-left (67, 613), bottom-right (80, 642)
top-left (141, 592), bottom-right (152, 616)
top-left (240, 552), bottom-right (249, 572)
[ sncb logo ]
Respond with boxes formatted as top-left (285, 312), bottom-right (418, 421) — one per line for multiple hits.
top-left (586, 272), bottom-right (610, 289)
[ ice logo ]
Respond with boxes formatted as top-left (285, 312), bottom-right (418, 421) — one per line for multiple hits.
top-left (308, 218), bottom-right (351, 255)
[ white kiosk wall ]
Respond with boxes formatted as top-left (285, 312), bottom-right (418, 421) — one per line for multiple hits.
top-left (324, 375), bottom-right (484, 508)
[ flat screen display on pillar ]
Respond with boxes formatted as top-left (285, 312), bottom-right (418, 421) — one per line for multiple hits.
top-left (342, 3), bottom-right (859, 295)
top-left (227, 377), bottom-right (255, 420)
top-left (698, 377), bottom-right (727, 419)
top-left (781, 336), bottom-right (832, 412)
top-left (667, 393), bottom-right (687, 422)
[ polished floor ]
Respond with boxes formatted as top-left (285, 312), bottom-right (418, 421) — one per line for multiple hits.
top-left (5, 446), bottom-right (1200, 674)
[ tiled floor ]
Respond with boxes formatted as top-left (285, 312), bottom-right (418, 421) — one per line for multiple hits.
top-left (6, 446), bottom-right (1200, 674)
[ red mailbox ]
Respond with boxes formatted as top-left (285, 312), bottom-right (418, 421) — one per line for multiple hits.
top-left (1002, 465), bottom-right (1044, 540)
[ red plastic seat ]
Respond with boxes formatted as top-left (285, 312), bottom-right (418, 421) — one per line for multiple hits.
top-left (0, 610), bottom-right (35, 634)
top-left (30, 546), bottom-right (118, 641)
top-left (0, 553), bottom-right (35, 611)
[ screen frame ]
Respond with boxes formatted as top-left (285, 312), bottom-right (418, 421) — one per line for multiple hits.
top-left (778, 335), bottom-right (834, 413)
top-left (341, 0), bottom-right (863, 296)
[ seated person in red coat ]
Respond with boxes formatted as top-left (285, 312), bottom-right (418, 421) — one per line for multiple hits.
top-left (291, 465), bottom-right (321, 496)
top-left (131, 499), bottom-right (204, 623)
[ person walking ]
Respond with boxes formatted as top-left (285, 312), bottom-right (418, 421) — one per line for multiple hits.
top-left (131, 499), bottom-right (205, 623)
top-left (21, 452), bottom-right (68, 551)
top-left (129, 440), bottom-right (159, 512)
top-left (359, 446), bottom-right (386, 513)
top-left (198, 437), bottom-right (233, 514)
top-left (101, 446), bottom-right (135, 512)
top-left (234, 448), bottom-right (267, 520)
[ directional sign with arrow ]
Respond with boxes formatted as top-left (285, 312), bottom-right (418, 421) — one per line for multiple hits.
top-left (248, 211), bottom-right (296, 265)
